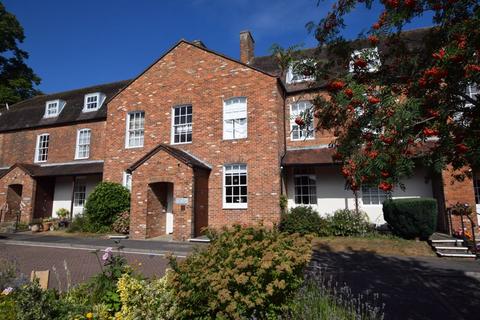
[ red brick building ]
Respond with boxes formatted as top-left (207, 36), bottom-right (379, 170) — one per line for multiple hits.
top-left (0, 29), bottom-right (478, 240)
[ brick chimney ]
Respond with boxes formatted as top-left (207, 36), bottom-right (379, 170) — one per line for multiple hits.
top-left (240, 30), bottom-right (255, 64)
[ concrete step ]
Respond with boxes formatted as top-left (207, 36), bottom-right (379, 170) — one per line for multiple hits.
top-left (431, 239), bottom-right (464, 244)
top-left (433, 246), bottom-right (469, 251)
top-left (436, 251), bottom-right (476, 258)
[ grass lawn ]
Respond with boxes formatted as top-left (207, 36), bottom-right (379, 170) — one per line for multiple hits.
top-left (313, 234), bottom-right (435, 257)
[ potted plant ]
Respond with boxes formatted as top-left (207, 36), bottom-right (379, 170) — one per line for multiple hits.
top-left (56, 208), bottom-right (70, 228)
top-left (41, 217), bottom-right (53, 232)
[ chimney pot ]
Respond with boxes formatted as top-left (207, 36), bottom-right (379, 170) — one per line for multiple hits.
top-left (240, 30), bottom-right (255, 64)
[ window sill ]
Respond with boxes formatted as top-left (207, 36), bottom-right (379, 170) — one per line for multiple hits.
top-left (125, 145), bottom-right (144, 149)
top-left (74, 157), bottom-right (90, 160)
top-left (223, 205), bottom-right (248, 210)
top-left (290, 137), bottom-right (315, 142)
top-left (82, 108), bottom-right (100, 113)
top-left (171, 141), bottom-right (192, 145)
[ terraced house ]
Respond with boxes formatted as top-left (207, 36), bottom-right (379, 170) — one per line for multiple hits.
top-left (0, 29), bottom-right (478, 240)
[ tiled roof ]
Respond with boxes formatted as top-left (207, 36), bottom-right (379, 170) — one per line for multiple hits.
top-left (0, 162), bottom-right (103, 179)
top-left (0, 80), bottom-right (130, 133)
top-left (251, 27), bottom-right (431, 93)
top-left (127, 144), bottom-right (211, 172)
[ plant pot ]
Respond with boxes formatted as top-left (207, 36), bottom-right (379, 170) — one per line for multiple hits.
top-left (42, 222), bottom-right (52, 232)
top-left (31, 224), bottom-right (40, 233)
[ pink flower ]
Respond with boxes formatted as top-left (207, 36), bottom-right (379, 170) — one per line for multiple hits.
top-left (102, 252), bottom-right (110, 261)
top-left (105, 247), bottom-right (113, 253)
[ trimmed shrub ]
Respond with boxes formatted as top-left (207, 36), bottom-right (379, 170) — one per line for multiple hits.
top-left (67, 214), bottom-right (89, 233)
top-left (84, 182), bottom-right (130, 232)
top-left (383, 198), bottom-right (437, 239)
top-left (168, 225), bottom-right (313, 319)
top-left (279, 206), bottom-right (325, 235)
top-left (116, 273), bottom-right (174, 320)
top-left (325, 209), bottom-right (371, 236)
top-left (112, 211), bottom-right (130, 234)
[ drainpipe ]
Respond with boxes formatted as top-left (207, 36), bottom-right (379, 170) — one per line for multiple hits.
top-left (280, 82), bottom-right (288, 196)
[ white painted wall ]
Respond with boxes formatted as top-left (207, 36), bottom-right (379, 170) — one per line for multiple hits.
top-left (287, 166), bottom-right (433, 225)
top-left (52, 176), bottom-right (73, 218)
top-left (51, 175), bottom-right (102, 218)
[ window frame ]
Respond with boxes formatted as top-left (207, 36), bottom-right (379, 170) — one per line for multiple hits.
top-left (465, 84), bottom-right (478, 108)
top-left (290, 101), bottom-right (315, 141)
top-left (125, 111), bottom-right (145, 149)
top-left (73, 178), bottom-right (87, 208)
top-left (83, 93), bottom-right (102, 112)
top-left (171, 105), bottom-right (193, 145)
top-left (223, 97), bottom-right (248, 140)
top-left (361, 185), bottom-right (387, 205)
top-left (123, 172), bottom-right (132, 191)
top-left (286, 60), bottom-right (315, 84)
top-left (294, 174), bottom-right (318, 205)
top-left (44, 100), bottom-right (62, 118)
top-left (34, 133), bottom-right (50, 163)
top-left (75, 128), bottom-right (92, 160)
top-left (223, 164), bottom-right (248, 209)
top-left (349, 47), bottom-right (381, 73)
top-left (474, 177), bottom-right (480, 205)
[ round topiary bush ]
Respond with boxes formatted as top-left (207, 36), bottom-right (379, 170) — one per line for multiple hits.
top-left (279, 206), bottom-right (324, 235)
top-left (383, 198), bottom-right (437, 240)
top-left (84, 182), bottom-right (130, 232)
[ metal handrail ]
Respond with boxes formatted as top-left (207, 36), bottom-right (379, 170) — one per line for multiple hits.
top-left (450, 204), bottom-right (477, 257)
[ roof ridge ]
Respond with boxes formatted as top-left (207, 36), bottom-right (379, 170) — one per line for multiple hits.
top-left (11, 79), bottom-right (132, 108)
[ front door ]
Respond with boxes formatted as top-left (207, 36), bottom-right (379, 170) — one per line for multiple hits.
top-left (73, 178), bottom-right (87, 217)
top-left (33, 177), bottom-right (55, 219)
top-left (166, 183), bottom-right (174, 234)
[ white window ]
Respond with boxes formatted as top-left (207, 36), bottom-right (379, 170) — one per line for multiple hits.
top-left (73, 180), bottom-right (87, 208)
top-left (294, 175), bottom-right (317, 205)
top-left (75, 129), bottom-right (91, 159)
top-left (465, 84), bottom-right (478, 108)
top-left (223, 164), bottom-right (247, 209)
top-left (44, 100), bottom-right (65, 118)
top-left (123, 172), bottom-right (132, 191)
top-left (286, 60), bottom-right (315, 84)
top-left (34, 134), bottom-right (49, 163)
top-left (349, 47), bottom-right (381, 73)
top-left (126, 111), bottom-right (145, 148)
top-left (290, 101), bottom-right (314, 141)
top-left (362, 186), bottom-right (387, 205)
top-left (83, 93), bottom-right (105, 112)
top-left (223, 97), bottom-right (247, 140)
top-left (172, 105), bottom-right (192, 144)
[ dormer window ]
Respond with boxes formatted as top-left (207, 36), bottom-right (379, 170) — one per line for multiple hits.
top-left (83, 93), bottom-right (105, 112)
top-left (286, 60), bottom-right (315, 84)
top-left (44, 100), bottom-right (65, 118)
top-left (349, 47), bottom-right (381, 73)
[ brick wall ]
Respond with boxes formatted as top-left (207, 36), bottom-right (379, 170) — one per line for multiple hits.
top-left (130, 149), bottom-right (195, 240)
top-left (285, 91), bottom-right (335, 149)
top-left (104, 42), bottom-right (284, 238)
top-left (442, 166), bottom-right (478, 233)
top-left (0, 166), bottom-right (36, 223)
top-left (0, 121), bottom-right (106, 167)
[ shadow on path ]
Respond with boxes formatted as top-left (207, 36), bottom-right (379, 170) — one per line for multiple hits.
top-left (308, 245), bottom-right (480, 320)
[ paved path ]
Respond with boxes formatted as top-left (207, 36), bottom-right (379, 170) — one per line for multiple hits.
top-left (308, 250), bottom-right (480, 320)
top-left (0, 232), bottom-right (204, 291)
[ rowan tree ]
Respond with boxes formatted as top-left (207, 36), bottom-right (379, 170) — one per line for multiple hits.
top-left (292, 0), bottom-right (480, 194)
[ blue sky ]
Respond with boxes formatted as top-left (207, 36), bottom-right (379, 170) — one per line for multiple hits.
top-left (4, 0), bottom-right (433, 93)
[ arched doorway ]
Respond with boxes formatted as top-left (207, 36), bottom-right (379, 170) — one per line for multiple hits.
top-left (4, 184), bottom-right (23, 222)
top-left (147, 182), bottom-right (174, 237)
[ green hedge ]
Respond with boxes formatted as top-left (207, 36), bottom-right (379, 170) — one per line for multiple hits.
top-left (279, 206), bottom-right (324, 235)
top-left (84, 182), bottom-right (130, 232)
top-left (383, 198), bottom-right (437, 240)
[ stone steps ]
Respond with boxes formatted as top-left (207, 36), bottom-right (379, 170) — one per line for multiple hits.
top-left (430, 235), bottom-right (478, 259)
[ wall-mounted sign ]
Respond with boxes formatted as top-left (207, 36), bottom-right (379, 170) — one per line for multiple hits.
top-left (175, 197), bottom-right (188, 205)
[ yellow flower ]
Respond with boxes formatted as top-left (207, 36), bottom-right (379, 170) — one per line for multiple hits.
top-left (86, 312), bottom-right (93, 319)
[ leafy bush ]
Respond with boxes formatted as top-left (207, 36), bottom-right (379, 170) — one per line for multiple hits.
top-left (383, 198), bottom-right (437, 240)
top-left (13, 279), bottom-right (63, 320)
top-left (112, 211), bottom-right (130, 234)
top-left (67, 214), bottom-right (89, 233)
top-left (325, 209), bottom-right (371, 236)
top-left (84, 182), bottom-right (130, 232)
top-left (116, 273), bottom-right (174, 320)
top-left (0, 258), bottom-right (17, 291)
top-left (56, 208), bottom-right (69, 219)
top-left (279, 206), bottom-right (325, 236)
top-left (168, 224), bottom-right (313, 319)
